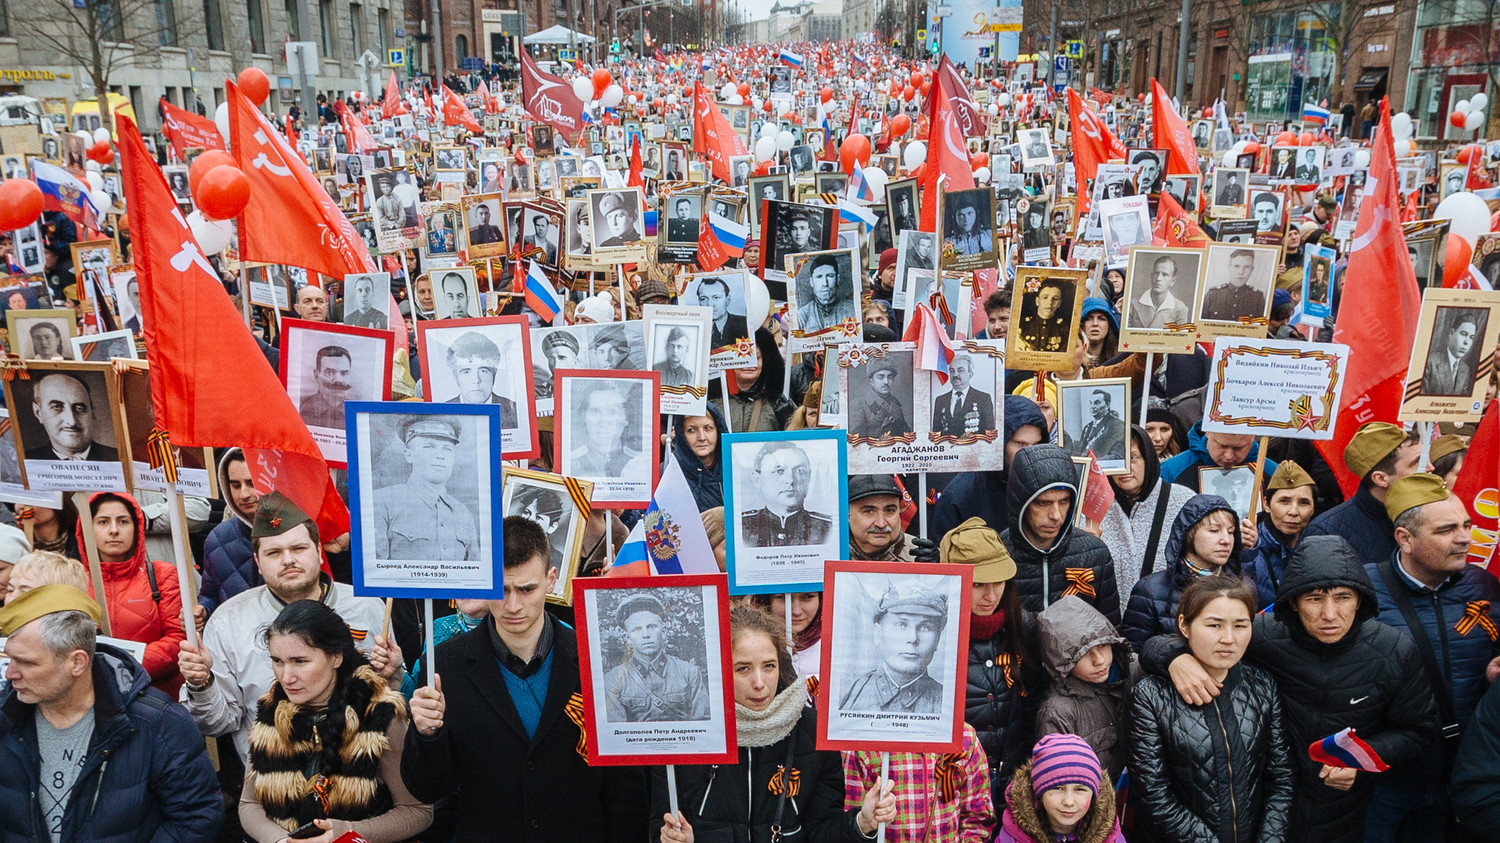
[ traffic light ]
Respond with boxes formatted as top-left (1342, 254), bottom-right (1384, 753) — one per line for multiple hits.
top-left (611, 39), bottom-right (621, 53)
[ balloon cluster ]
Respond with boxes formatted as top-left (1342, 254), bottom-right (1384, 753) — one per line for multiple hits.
top-left (1390, 112), bottom-right (1416, 158)
top-left (1449, 94), bottom-right (1488, 134)
top-left (573, 70), bottom-right (624, 109)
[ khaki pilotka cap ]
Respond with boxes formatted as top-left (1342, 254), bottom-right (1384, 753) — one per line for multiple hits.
top-left (1430, 434), bottom-right (1467, 464)
top-left (1343, 422), bottom-right (1408, 479)
top-left (938, 517), bottom-right (1017, 584)
top-left (0, 584), bottom-right (102, 636)
top-left (251, 490), bottom-right (314, 540)
top-left (1384, 473), bottom-right (1452, 522)
top-left (1266, 460), bottom-right (1316, 492)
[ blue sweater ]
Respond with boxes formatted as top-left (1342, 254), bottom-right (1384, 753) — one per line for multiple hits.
top-left (501, 649), bottom-right (555, 739)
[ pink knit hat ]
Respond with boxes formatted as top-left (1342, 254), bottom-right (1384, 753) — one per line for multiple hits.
top-left (1031, 734), bottom-right (1102, 796)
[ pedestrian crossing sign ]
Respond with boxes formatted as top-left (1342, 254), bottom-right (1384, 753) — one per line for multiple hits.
top-left (386, 48), bottom-right (405, 66)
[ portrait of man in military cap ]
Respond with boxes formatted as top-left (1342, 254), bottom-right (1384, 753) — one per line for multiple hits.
top-left (847, 350), bottom-right (915, 442)
top-left (735, 440), bottom-right (835, 549)
top-left (600, 589), bottom-right (712, 723)
top-left (368, 414), bottom-right (481, 564)
top-left (588, 189), bottom-right (644, 252)
top-left (838, 578), bottom-right (950, 714)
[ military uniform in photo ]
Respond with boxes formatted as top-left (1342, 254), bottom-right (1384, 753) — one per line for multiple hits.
top-left (1199, 283), bottom-right (1266, 322)
top-left (603, 594), bottom-right (711, 722)
top-left (839, 583), bottom-right (947, 714)
top-left (372, 418), bottom-right (479, 561)
top-left (299, 390), bottom-right (345, 429)
top-left (741, 507), bottom-right (833, 548)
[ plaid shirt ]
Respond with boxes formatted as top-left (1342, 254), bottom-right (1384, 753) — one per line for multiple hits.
top-left (841, 722), bottom-right (995, 842)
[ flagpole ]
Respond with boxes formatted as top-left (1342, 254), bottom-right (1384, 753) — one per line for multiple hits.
top-left (423, 598), bottom-right (437, 688)
top-left (1138, 352), bottom-right (1153, 428)
top-left (876, 751), bottom-right (890, 843)
top-left (73, 491), bottom-right (112, 636)
top-left (167, 488), bottom-right (201, 649)
top-left (1419, 421), bottom-right (1435, 471)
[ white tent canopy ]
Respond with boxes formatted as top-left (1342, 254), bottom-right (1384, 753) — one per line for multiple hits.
top-left (523, 25), bottom-right (596, 45)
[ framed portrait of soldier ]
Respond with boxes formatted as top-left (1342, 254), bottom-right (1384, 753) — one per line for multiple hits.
top-left (643, 305), bottom-right (712, 416)
top-left (347, 402), bottom-right (503, 598)
top-left (661, 191), bottom-right (704, 250)
top-left (1129, 149), bottom-right (1167, 195)
top-left (682, 271), bottom-right (756, 370)
top-left (886, 177), bottom-right (920, 238)
top-left (1097, 195), bottom-right (1151, 265)
top-left (817, 560), bottom-right (971, 753)
top-left (554, 370), bottom-right (660, 508)
top-left (8, 309), bottom-right (77, 360)
top-left (433, 145), bottom-right (467, 172)
top-left (501, 466), bottom-right (593, 606)
top-left (416, 316), bottom-right (539, 459)
top-left (1057, 377), bottom-right (1132, 475)
top-left (1400, 288), bottom-right (1500, 422)
top-left (1301, 244), bottom-right (1336, 323)
top-left (1018, 197), bottom-right (1052, 262)
top-left (762, 199), bottom-right (836, 287)
top-left (280, 319), bottom-right (394, 466)
top-left (430, 267), bottom-right (481, 320)
top-left (1006, 267), bottom-right (1087, 372)
top-left (1163, 175), bottom-right (1200, 212)
top-left (745, 173), bottom-right (790, 236)
top-left (839, 343), bottom-right (921, 466)
top-left (4, 360), bottom-right (128, 492)
top-left (114, 364), bottom-right (214, 496)
top-left (1017, 127), bottom-right (1054, 169)
top-left (939, 187), bottom-right (996, 273)
top-left (423, 205), bottom-right (461, 260)
top-left (1120, 247), bottom-right (1205, 354)
top-left (786, 248), bottom-right (861, 351)
top-left (788, 144), bottom-right (816, 175)
top-left (1210, 168), bottom-right (1250, 219)
top-left (71, 329), bottom-right (137, 363)
top-left (341, 272), bottom-right (392, 330)
top-left (892, 229), bottom-right (938, 312)
top-left (660, 142), bottom-right (689, 181)
top-left (1198, 465), bottom-right (1256, 522)
top-left (462, 192), bottom-right (507, 259)
top-left (1197, 244), bottom-right (1278, 338)
top-left (1247, 190), bottom-right (1285, 238)
top-left (588, 188), bottom-right (648, 263)
top-left (723, 429), bottom-right (848, 594)
top-left (515, 204), bottom-right (564, 266)
top-left (814, 172), bottom-right (848, 197)
top-left (574, 575), bottom-right (737, 764)
top-left (529, 322), bottom-right (647, 415)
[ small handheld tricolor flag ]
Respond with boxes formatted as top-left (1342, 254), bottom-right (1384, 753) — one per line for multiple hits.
top-left (845, 160), bottom-right (876, 203)
top-left (1302, 102), bottom-right (1331, 129)
top-left (901, 302), bottom-right (957, 384)
top-left (523, 259), bottom-right (564, 325)
top-left (837, 198), bottom-right (877, 231)
top-left (1308, 727), bottom-right (1389, 772)
top-left (779, 50), bottom-right (805, 68)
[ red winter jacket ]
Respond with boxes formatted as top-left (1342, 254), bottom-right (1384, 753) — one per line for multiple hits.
top-left (77, 491), bottom-right (187, 698)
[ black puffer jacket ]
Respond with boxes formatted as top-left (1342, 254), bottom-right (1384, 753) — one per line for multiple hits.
top-left (1128, 661), bottom-right (1294, 843)
top-left (1121, 495), bottom-right (1245, 652)
top-left (964, 611), bottom-right (1045, 800)
top-left (671, 402), bottom-right (728, 512)
top-left (1000, 444), bottom-right (1121, 625)
top-left (1142, 536), bottom-right (1439, 843)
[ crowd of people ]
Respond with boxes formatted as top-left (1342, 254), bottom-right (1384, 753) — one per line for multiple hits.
top-left (0, 33), bottom-right (1499, 843)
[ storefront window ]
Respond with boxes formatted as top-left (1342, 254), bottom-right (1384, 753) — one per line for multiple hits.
top-left (1245, 3), bottom-right (1338, 121)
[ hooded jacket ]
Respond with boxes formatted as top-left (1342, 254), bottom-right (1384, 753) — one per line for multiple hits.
top-left (0, 643), bottom-right (223, 843)
top-left (1141, 535), bottom-right (1440, 843)
top-left (1035, 596), bottom-right (1141, 781)
top-left (200, 448), bottom-right (260, 614)
top-left (1159, 422), bottom-right (1279, 492)
top-left (1098, 426), bottom-right (1196, 613)
top-left (1301, 484), bottom-right (1397, 567)
top-left (1000, 444), bottom-right (1121, 626)
top-left (932, 396), bottom-right (1051, 542)
top-left (713, 329), bottom-right (795, 433)
top-left (1120, 495), bottom-right (1245, 652)
top-left (994, 760), bottom-right (1125, 843)
top-left (76, 491), bottom-right (187, 698)
top-left (671, 403), bottom-right (728, 513)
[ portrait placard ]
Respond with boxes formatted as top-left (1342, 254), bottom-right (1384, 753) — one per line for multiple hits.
top-left (462, 192), bottom-right (507, 259)
top-left (643, 305), bottom-right (712, 416)
top-left (429, 267), bottom-right (482, 320)
top-left (1119, 247), bottom-right (1204, 354)
top-left (1197, 244), bottom-right (1278, 338)
top-left (682, 272), bottom-right (756, 370)
top-left (939, 187), bottom-right (997, 273)
top-left (1057, 377), bottom-right (1132, 475)
top-left (817, 561), bottom-right (972, 754)
top-left (115, 364), bottom-right (214, 497)
top-left (347, 401), bottom-right (503, 599)
top-left (886, 177), bottom-right (920, 238)
top-left (574, 575), bottom-right (736, 765)
top-left (786, 248), bottom-right (862, 351)
top-left (723, 430), bottom-right (848, 594)
top-left (1399, 288), bottom-right (1500, 423)
top-left (1097, 195), bottom-right (1151, 265)
top-left (8, 309), bottom-right (77, 360)
top-left (745, 174), bottom-right (790, 236)
top-left (342, 272), bottom-right (393, 330)
top-left (839, 343), bottom-right (923, 472)
top-left (588, 188), bottom-right (649, 264)
top-left (554, 370), bottom-right (660, 509)
top-left (1201, 337), bottom-right (1351, 440)
top-left (416, 316), bottom-right (538, 459)
top-left (70, 329), bottom-right (137, 363)
top-left (0, 407), bottom-right (63, 508)
top-left (1198, 465), bottom-right (1257, 521)
top-left (761, 199), bottom-right (836, 289)
top-left (892, 230), bottom-right (938, 312)
top-left (280, 319), bottom-right (394, 467)
top-left (3, 361), bottom-right (128, 492)
top-left (501, 466), bottom-right (593, 606)
top-left (926, 340), bottom-right (1006, 472)
top-left (1006, 267), bottom-right (1087, 371)
top-left (1301, 244), bottom-right (1336, 324)
top-left (1210, 168), bottom-right (1249, 219)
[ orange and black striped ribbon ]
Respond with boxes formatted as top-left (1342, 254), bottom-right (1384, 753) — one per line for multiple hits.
top-left (993, 653), bottom-right (1014, 689)
top-left (928, 289), bottom-right (953, 324)
top-left (935, 753), bottom-right (963, 803)
top-left (1062, 568), bottom-right (1096, 599)
top-left (1456, 600), bottom-right (1500, 641)
top-left (0, 360), bottom-right (29, 381)
top-left (564, 477), bottom-right (592, 521)
top-left (563, 691), bottom-right (590, 761)
top-left (309, 774), bottom-right (332, 812)
top-left (146, 427), bottom-right (179, 484)
top-left (767, 765), bottom-right (801, 797)
top-left (346, 625), bottom-right (368, 642)
top-left (805, 675), bottom-right (820, 699)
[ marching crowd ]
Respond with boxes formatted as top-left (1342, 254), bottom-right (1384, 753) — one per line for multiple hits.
top-left (1, 34), bottom-right (1499, 843)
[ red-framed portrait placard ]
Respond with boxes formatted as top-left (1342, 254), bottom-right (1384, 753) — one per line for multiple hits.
top-left (278, 318), bottom-right (395, 468)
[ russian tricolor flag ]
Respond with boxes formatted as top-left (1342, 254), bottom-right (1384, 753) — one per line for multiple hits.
top-left (31, 161), bottom-right (100, 229)
top-left (707, 211), bottom-right (747, 254)
top-left (779, 50), bottom-right (805, 68)
top-left (1302, 102), bottom-right (1331, 128)
top-left (1308, 727), bottom-right (1389, 772)
top-left (606, 458), bottom-right (720, 577)
top-left (523, 259), bottom-right (564, 324)
top-left (845, 160), bottom-right (876, 202)
top-left (901, 302), bottom-right (956, 384)
top-left (838, 198), bottom-right (877, 231)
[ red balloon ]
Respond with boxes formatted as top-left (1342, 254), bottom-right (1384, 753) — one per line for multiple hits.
top-left (820, 86), bottom-right (833, 104)
top-left (1444, 234), bottom-right (1475, 287)
top-left (839, 133), bottom-right (872, 175)
top-left (1242, 141), bottom-right (1261, 156)
top-left (195, 164), bottom-right (251, 220)
top-left (736, 82), bottom-right (750, 97)
top-left (969, 151), bottom-right (988, 169)
top-left (909, 71), bottom-right (924, 87)
top-left (902, 85), bottom-right (916, 102)
top-left (237, 67), bottom-right (271, 106)
top-left (919, 80), bottom-right (931, 97)
top-left (1137, 93), bottom-right (1146, 103)
top-left (1297, 132), bottom-right (1315, 146)
top-left (592, 68), bottom-right (613, 100)
top-left (87, 140), bottom-right (114, 164)
top-left (889, 114), bottom-right (912, 137)
top-left (188, 149), bottom-right (235, 197)
top-left (1451, 111), bottom-right (1469, 129)
top-left (0, 179), bottom-right (43, 230)
top-left (1457, 144), bottom-right (1480, 164)
top-left (1274, 131), bottom-right (1297, 146)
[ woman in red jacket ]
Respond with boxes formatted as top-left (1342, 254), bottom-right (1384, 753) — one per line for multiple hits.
top-left (76, 491), bottom-right (187, 697)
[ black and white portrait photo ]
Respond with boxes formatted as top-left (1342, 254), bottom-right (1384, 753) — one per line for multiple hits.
top-left (348, 406), bottom-right (501, 598)
top-left (887, 178), bottom-right (920, 237)
top-left (820, 562), bottom-right (967, 750)
top-left (815, 172), bottom-right (848, 197)
top-left (282, 321), bottom-right (392, 465)
top-left (10, 222), bottom-right (44, 275)
top-left (844, 347), bottom-right (916, 444)
top-left (507, 160), bottom-right (534, 195)
top-left (729, 155), bottom-right (753, 187)
top-left (600, 588), bottom-right (711, 722)
top-left (1130, 149), bottom-right (1166, 194)
top-left (434, 146), bottom-right (467, 171)
top-left (1198, 465), bottom-right (1256, 521)
top-left (1422, 306), bottom-right (1488, 397)
top-left (1018, 128), bottom-right (1053, 168)
top-left (565, 198), bottom-right (595, 266)
top-left (1009, 269), bottom-right (1084, 364)
top-left (165, 166), bottom-right (191, 202)
top-left (8, 311), bottom-right (76, 361)
top-left (463, 193), bottom-right (506, 259)
top-left (1098, 195), bottom-right (1152, 264)
top-left (1250, 191), bottom-right (1285, 235)
top-left (417, 318), bottom-right (537, 457)
top-left (644, 304), bottom-right (712, 415)
top-left (1211, 168), bottom-right (1249, 215)
top-left (788, 249), bottom-right (860, 347)
top-left (72, 329), bottom-right (136, 363)
top-left (1020, 198), bottom-right (1052, 253)
top-left (745, 175), bottom-right (789, 234)
top-left (431, 268), bottom-right (481, 320)
top-left (1058, 378), bottom-right (1131, 474)
top-left (684, 272), bottom-right (753, 365)
top-left (556, 372), bottom-right (658, 506)
top-left (1125, 249), bottom-right (1202, 331)
top-left (941, 188), bottom-right (996, 272)
top-left (663, 193), bottom-right (703, 246)
top-left (789, 144), bottom-right (815, 175)
top-left (342, 272), bottom-right (391, 330)
top-left (763, 200), bottom-right (834, 285)
top-left (1296, 147), bottom-right (1323, 184)
top-left (501, 466), bottom-right (592, 604)
top-left (529, 322), bottom-right (646, 413)
top-left (520, 208), bottom-right (562, 265)
top-left (1198, 244), bottom-right (1276, 334)
top-left (1163, 176), bottom-right (1200, 212)
top-left (893, 229), bottom-right (937, 311)
top-left (588, 188), bottom-right (647, 258)
top-left (4, 363), bottom-right (126, 493)
top-left (724, 431), bottom-right (847, 593)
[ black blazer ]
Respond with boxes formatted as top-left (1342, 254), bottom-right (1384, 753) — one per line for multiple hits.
top-left (401, 618), bottom-right (648, 842)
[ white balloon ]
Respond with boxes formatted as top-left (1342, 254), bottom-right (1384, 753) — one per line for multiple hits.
top-left (720, 82), bottom-right (736, 99)
top-left (972, 166), bottom-right (991, 184)
top-left (728, 94), bottom-right (744, 106)
top-left (187, 210), bottom-right (234, 255)
top-left (75, 130), bottom-right (92, 144)
top-left (1355, 149), bottom-right (1372, 169)
top-left (214, 102), bottom-right (230, 144)
top-left (600, 84), bottom-right (624, 108)
top-left (1391, 112), bottom-right (1413, 141)
top-left (1393, 138), bottom-right (1412, 158)
top-left (996, 92), bottom-right (1012, 107)
top-left (571, 77), bottom-right (593, 102)
top-left (85, 171), bottom-right (104, 192)
top-left (92, 127), bottom-right (112, 143)
top-left (1472, 93), bottom-right (1490, 111)
top-left (743, 271), bottom-right (771, 331)
top-left (987, 103), bottom-right (1000, 116)
top-left (1222, 150), bottom-right (1238, 167)
top-left (863, 167), bottom-right (889, 200)
top-left (89, 188), bottom-right (112, 216)
top-left (1466, 110), bottom-right (1486, 132)
top-left (85, 160), bottom-right (102, 173)
top-left (760, 122), bottom-right (779, 140)
top-left (665, 94), bottom-right (678, 106)
top-left (1456, 100), bottom-right (1472, 115)
top-left (754, 136), bottom-right (777, 163)
top-left (751, 96), bottom-right (763, 111)
top-left (628, 94), bottom-right (638, 106)
top-left (1434, 192), bottom-right (1492, 247)
top-left (775, 130), bottom-right (794, 152)
top-left (903, 141), bottom-right (926, 169)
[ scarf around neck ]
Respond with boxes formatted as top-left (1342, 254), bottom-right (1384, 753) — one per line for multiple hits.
top-left (735, 679), bottom-right (808, 748)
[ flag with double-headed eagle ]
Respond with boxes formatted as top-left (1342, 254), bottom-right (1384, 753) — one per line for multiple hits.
top-left (607, 458), bottom-right (719, 576)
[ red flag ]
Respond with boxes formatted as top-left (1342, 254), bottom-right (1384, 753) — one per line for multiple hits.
top-left (627, 135), bottom-right (644, 188)
top-left (339, 104), bottom-right (378, 153)
top-left (1453, 403), bottom-right (1500, 570)
top-left (520, 50), bottom-right (587, 144)
top-left (1151, 80), bottom-right (1201, 178)
top-left (116, 114), bottom-right (349, 544)
top-left (159, 98), bottom-right (226, 159)
top-left (935, 55), bottom-right (986, 138)
top-left (692, 82), bottom-right (748, 184)
top-left (283, 114), bottom-right (299, 149)
top-left (1078, 452), bottom-right (1115, 527)
top-left (918, 65), bottom-right (975, 232)
top-left (1153, 192), bottom-right (1211, 248)
top-left (1316, 98), bottom-right (1422, 495)
top-left (1467, 145), bottom-right (1495, 190)
top-left (381, 71), bottom-right (408, 119)
top-left (441, 85), bottom-right (482, 133)
top-left (1068, 88), bottom-right (1127, 219)
top-left (476, 81), bottom-right (498, 115)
